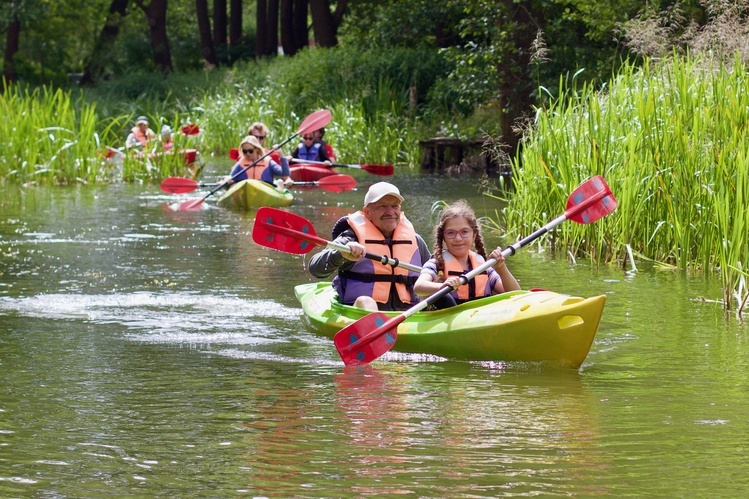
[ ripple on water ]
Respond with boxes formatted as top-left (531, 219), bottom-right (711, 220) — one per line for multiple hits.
top-left (0, 291), bottom-right (315, 349)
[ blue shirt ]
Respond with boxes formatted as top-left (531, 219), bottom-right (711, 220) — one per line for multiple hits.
top-left (229, 156), bottom-right (290, 185)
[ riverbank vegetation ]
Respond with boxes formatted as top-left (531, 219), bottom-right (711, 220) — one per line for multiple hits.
top-left (2, 0), bottom-right (660, 185)
top-left (497, 2), bottom-right (749, 314)
top-left (3, 0), bottom-right (748, 312)
top-left (0, 45), bottom-right (434, 184)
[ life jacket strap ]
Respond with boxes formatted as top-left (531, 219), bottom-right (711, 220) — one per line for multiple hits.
top-left (340, 270), bottom-right (417, 285)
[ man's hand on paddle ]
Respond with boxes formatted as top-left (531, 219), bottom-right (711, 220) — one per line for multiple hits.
top-left (342, 242), bottom-right (367, 261)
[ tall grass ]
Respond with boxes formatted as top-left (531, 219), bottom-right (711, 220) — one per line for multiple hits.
top-left (1, 46), bottom-right (429, 184)
top-left (0, 81), bottom-right (208, 185)
top-left (0, 83), bottom-right (114, 185)
top-left (496, 55), bottom-right (749, 312)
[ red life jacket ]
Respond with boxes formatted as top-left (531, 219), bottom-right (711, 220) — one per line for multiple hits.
top-left (265, 149), bottom-right (281, 164)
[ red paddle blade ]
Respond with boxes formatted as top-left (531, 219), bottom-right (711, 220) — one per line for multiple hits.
top-left (565, 175), bottom-right (618, 224)
top-left (161, 177), bottom-right (200, 194)
top-left (316, 174), bottom-right (357, 192)
top-left (183, 149), bottom-right (197, 164)
top-left (360, 164), bottom-right (394, 176)
top-left (178, 198), bottom-right (205, 211)
top-left (252, 207), bottom-right (320, 255)
top-left (297, 109), bottom-right (332, 136)
top-left (333, 313), bottom-right (399, 366)
top-left (229, 148), bottom-right (239, 161)
top-left (181, 124), bottom-right (200, 135)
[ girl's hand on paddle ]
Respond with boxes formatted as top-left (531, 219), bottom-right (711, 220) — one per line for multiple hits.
top-left (444, 276), bottom-right (462, 290)
top-left (489, 247), bottom-right (507, 270)
top-left (282, 177), bottom-right (294, 188)
top-left (342, 242), bottom-right (367, 261)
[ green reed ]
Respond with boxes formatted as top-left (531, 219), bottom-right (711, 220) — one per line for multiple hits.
top-left (2, 59), bottom-right (421, 186)
top-left (497, 55), bottom-right (749, 311)
top-left (192, 76), bottom-right (420, 167)
top-left (0, 83), bottom-right (112, 184)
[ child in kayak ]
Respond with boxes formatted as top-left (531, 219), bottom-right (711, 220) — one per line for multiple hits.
top-left (314, 127), bottom-right (336, 161)
top-left (224, 135), bottom-right (293, 189)
top-left (290, 131), bottom-right (333, 164)
top-left (414, 199), bottom-right (520, 308)
top-left (160, 125), bottom-right (174, 152)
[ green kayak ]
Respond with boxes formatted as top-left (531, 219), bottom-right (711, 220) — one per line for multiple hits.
top-left (217, 179), bottom-right (293, 210)
top-left (294, 282), bottom-right (606, 368)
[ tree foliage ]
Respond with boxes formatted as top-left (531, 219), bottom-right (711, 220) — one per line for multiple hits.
top-left (0, 0), bottom-right (714, 149)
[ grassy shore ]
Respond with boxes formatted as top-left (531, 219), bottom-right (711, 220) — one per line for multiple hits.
top-left (1, 46), bottom-right (447, 186)
top-left (496, 55), bottom-right (748, 313)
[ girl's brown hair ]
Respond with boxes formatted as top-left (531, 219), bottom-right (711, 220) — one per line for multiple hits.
top-left (432, 200), bottom-right (488, 275)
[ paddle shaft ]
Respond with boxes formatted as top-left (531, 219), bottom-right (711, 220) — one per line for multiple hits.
top-left (201, 180), bottom-right (320, 187)
top-left (339, 184), bottom-right (611, 355)
top-left (256, 221), bottom-right (423, 272)
top-left (291, 158), bottom-right (360, 169)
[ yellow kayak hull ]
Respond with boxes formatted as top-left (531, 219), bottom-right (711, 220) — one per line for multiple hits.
top-left (217, 179), bottom-right (293, 210)
top-left (294, 282), bottom-right (605, 368)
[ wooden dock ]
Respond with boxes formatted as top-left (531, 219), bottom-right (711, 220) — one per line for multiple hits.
top-left (419, 136), bottom-right (504, 175)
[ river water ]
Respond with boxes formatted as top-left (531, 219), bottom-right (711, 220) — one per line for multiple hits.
top-left (1, 165), bottom-right (748, 497)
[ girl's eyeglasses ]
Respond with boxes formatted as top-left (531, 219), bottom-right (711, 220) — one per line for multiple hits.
top-left (242, 148), bottom-right (255, 154)
top-left (444, 228), bottom-right (473, 239)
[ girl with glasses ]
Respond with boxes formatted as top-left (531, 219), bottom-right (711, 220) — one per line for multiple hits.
top-left (223, 135), bottom-right (293, 189)
top-left (414, 200), bottom-right (520, 308)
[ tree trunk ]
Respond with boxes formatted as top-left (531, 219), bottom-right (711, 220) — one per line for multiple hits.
top-left (80, 0), bottom-right (129, 86)
top-left (308, 0), bottom-right (346, 48)
top-left (280, 0), bottom-right (307, 55)
top-left (256, 0), bottom-right (268, 56)
top-left (266, 0), bottom-right (279, 56)
top-left (280, 0), bottom-right (294, 55)
top-left (213, 0), bottom-right (228, 63)
top-left (497, 0), bottom-right (538, 154)
top-left (3, 13), bottom-right (20, 83)
top-left (229, 0), bottom-right (242, 60)
top-left (196, 0), bottom-right (218, 68)
top-left (256, 0), bottom-right (279, 57)
top-left (132, 0), bottom-right (173, 72)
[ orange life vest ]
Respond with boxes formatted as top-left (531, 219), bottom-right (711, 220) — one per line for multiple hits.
top-left (342, 211), bottom-right (420, 305)
top-left (442, 250), bottom-right (491, 301)
top-left (130, 126), bottom-right (155, 146)
top-left (240, 156), bottom-right (268, 180)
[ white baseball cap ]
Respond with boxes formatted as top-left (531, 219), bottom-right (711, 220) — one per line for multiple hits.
top-left (364, 182), bottom-right (404, 205)
top-left (136, 116), bottom-right (149, 125)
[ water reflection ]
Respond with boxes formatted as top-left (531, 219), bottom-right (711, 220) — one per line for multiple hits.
top-left (325, 363), bottom-right (605, 496)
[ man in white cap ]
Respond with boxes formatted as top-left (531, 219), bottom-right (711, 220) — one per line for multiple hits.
top-left (309, 182), bottom-right (431, 311)
top-left (125, 115), bottom-right (156, 151)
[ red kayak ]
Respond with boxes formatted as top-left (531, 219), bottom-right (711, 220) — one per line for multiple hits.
top-left (289, 163), bottom-right (336, 182)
